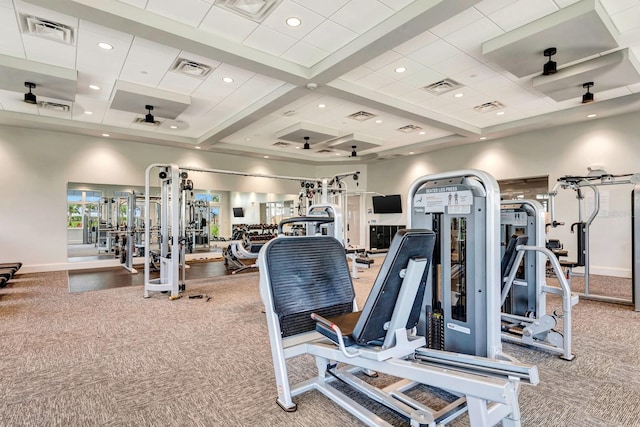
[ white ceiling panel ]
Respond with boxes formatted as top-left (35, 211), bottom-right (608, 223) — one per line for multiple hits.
top-left (117, 0), bottom-right (148, 8)
top-left (377, 80), bottom-right (416, 97)
top-left (303, 19), bottom-right (357, 52)
top-left (3, 0), bottom-right (640, 162)
top-left (392, 32), bottom-right (439, 57)
top-left (119, 37), bottom-right (180, 87)
top-left (261, 0), bottom-right (324, 40)
top-left (611, 5), bottom-right (640, 33)
top-left (599, 0), bottom-right (638, 16)
top-left (339, 65), bottom-right (371, 82)
top-left (76, 21), bottom-right (133, 79)
top-left (408, 40), bottom-right (461, 67)
top-left (488, 0), bottom-right (559, 32)
top-left (474, 0), bottom-right (518, 16)
top-left (431, 7), bottom-right (484, 38)
top-left (22, 36), bottom-right (76, 69)
top-left (243, 25), bottom-right (297, 56)
top-left (290, 0), bottom-right (349, 17)
top-left (355, 71), bottom-right (395, 90)
top-left (430, 53), bottom-right (483, 78)
top-left (158, 71), bottom-right (204, 95)
top-left (378, 0), bottom-right (414, 12)
top-left (199, 6), bottom-right (259, 43)
top-left (443, 17), bottom-right (504, 52)
top-left (280, 40), bottom-right (328, 67)
top-left (145, 0), bottom-right (212, 27)
top-left (330, 0), bottom-right (394, 35)
top-left (376, 57), bottom-right (425, 81)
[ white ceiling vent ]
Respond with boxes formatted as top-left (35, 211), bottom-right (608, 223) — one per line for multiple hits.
top-left (473, 101), bottom-right (505, 113)
top-left (38, 101), bottom-right (70, 112)
top-left (347, 111), bottom-right (377, 121)
top-left (272, 141), bottom-right (290, 147)
top-left (423, 78), bottom-right (462, 95)
top-left (19, 14), bottom-right (75, 45)
top-left (397, 124), bottom-right (422, 133)
top-left (171, 58), bottom-right (214, 79)
top-left (134, 117), bottom-right (161, 126)
top-left (214, 0), bottom-right (282, 23)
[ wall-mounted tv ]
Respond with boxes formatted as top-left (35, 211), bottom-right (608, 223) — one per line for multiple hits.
top-left (372, 194), bottom-right (402, 214)
top-left (232, 207), bottom-right (245, 218)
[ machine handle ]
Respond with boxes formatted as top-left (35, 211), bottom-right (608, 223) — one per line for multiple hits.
top-left (311, 313), bottom-right (361, 358)
top-left (277, 216), bottom-right (334, 234)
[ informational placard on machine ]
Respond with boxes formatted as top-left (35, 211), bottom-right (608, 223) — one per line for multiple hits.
top-left (500, 210), bottom-right (528, 226)
top-left (414, 185), bottom-right (473, 214)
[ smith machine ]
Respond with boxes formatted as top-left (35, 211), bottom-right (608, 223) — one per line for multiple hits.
top-left (143, 163), bottom-right (359, 298)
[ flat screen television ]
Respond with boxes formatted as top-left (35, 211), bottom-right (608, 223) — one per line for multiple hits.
top-left (372, 194), bottom-right (402, 214)
top-left (232, 207), bottom-right (245, 218)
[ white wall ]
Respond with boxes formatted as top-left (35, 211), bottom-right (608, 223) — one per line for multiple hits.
top-left (0, 125), bottom-right (363, 272)
top-left (367, 112), bottom-right (640, 277)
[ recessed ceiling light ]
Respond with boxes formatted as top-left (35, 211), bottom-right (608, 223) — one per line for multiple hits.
top-left (264, 155), bottom-right (269, 159)
top-left (295, 146), bottom-right (300, 149)
top-left (586, 113), bottom-right (597, 118)
top-left (245, 137), bottom-right (251, 141)
top-left (408, 151), bottom-right (414, 155)
top-left (454, 93), bottom-right (464, 98)
top-left (222, 77), bottom-right (234, 83)
top-left (419, 131), bottom-right (425, 135)
top-left (97, 42), bottom-right (113, 50)
top-left (286, 17), bottom-right (301, 27)
top-left (335, 153), bottom-right (340, 156)
top-left (89, 84), bottom-right (100, 91)
top-left (84, 111), bottom-right (93, 115)
top-left (170, 125), bottom-right (178, 129)
top-left (102, 133), bottom-right (110, 137)
top-left (496, 111), bottom-right (505, 116)
top-left (195, 146), bottom-right (201, 150)
top-left (480, 137), bottom-right (487, 140)
top-left (394, 67), bottom-right (407, 73)
top-left (375, 119), bottom-right (382, 123)
top-left (318, 104), bottom-right (326, 108)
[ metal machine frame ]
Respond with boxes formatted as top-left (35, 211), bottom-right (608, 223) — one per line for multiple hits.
top-left (500, 200), bottom-right (577, 360)
top-left (549, 170), bottom-right (640, 311)
top-left (407, 169), bottom-right (503, 359)
top-left (259, 225), bottom-right (538, 426)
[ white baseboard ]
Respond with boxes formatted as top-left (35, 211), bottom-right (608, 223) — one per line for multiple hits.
top-left (570, 266), bottom-right (631, 279)
top-left (21, 259), bottom-right (121, 274)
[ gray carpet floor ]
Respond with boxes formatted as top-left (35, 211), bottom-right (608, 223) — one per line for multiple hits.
top-left (1, 267), bottom-right (639, 426)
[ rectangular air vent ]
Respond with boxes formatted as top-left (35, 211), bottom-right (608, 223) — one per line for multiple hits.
top-left (214, 0), bottom-right (282, 23)
top-left (397, 124), bottom-right (422, 133)
top-left (20, 14), bottom-right (75, 45)
top-left (423, 78), bottom-right (462, 95)
top-left (473, 101), bottom-right (505, 113)
top-left (347, 111), bottom-right (377, 121)
top-left (38, 101), bottom-right (70, 112)
top-left (171, 58), bottom-right (214, 79)
top-left (272, 141), bottom-right (290, 147)
top-left (134, 117), bottom-right (161, 126)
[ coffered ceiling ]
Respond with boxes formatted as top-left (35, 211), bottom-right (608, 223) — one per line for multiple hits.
top-left (1, 0), bottom-right (640, 163)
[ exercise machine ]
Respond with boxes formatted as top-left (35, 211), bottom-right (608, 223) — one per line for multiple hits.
top-left (500, 200), bottom-right (578, 360)
top-left (549, 168), bottom-right (640, 311)
top-left (259, 227), bottom-right (538, 426)
top-left (143, 163), bottom-right (359, 298)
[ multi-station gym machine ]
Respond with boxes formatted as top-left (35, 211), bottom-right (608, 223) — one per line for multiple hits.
top-left (143, 163), bottom-right (359, 298)
top-left (549, 168), bottom-right (640, 311)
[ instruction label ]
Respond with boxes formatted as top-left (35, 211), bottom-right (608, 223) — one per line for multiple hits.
top-left (500, 210), bottom-right (528, 226)
top-left (414, 186), bottom-right (473, 213)
top-left (447, 322), bottom-right (471, 335)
